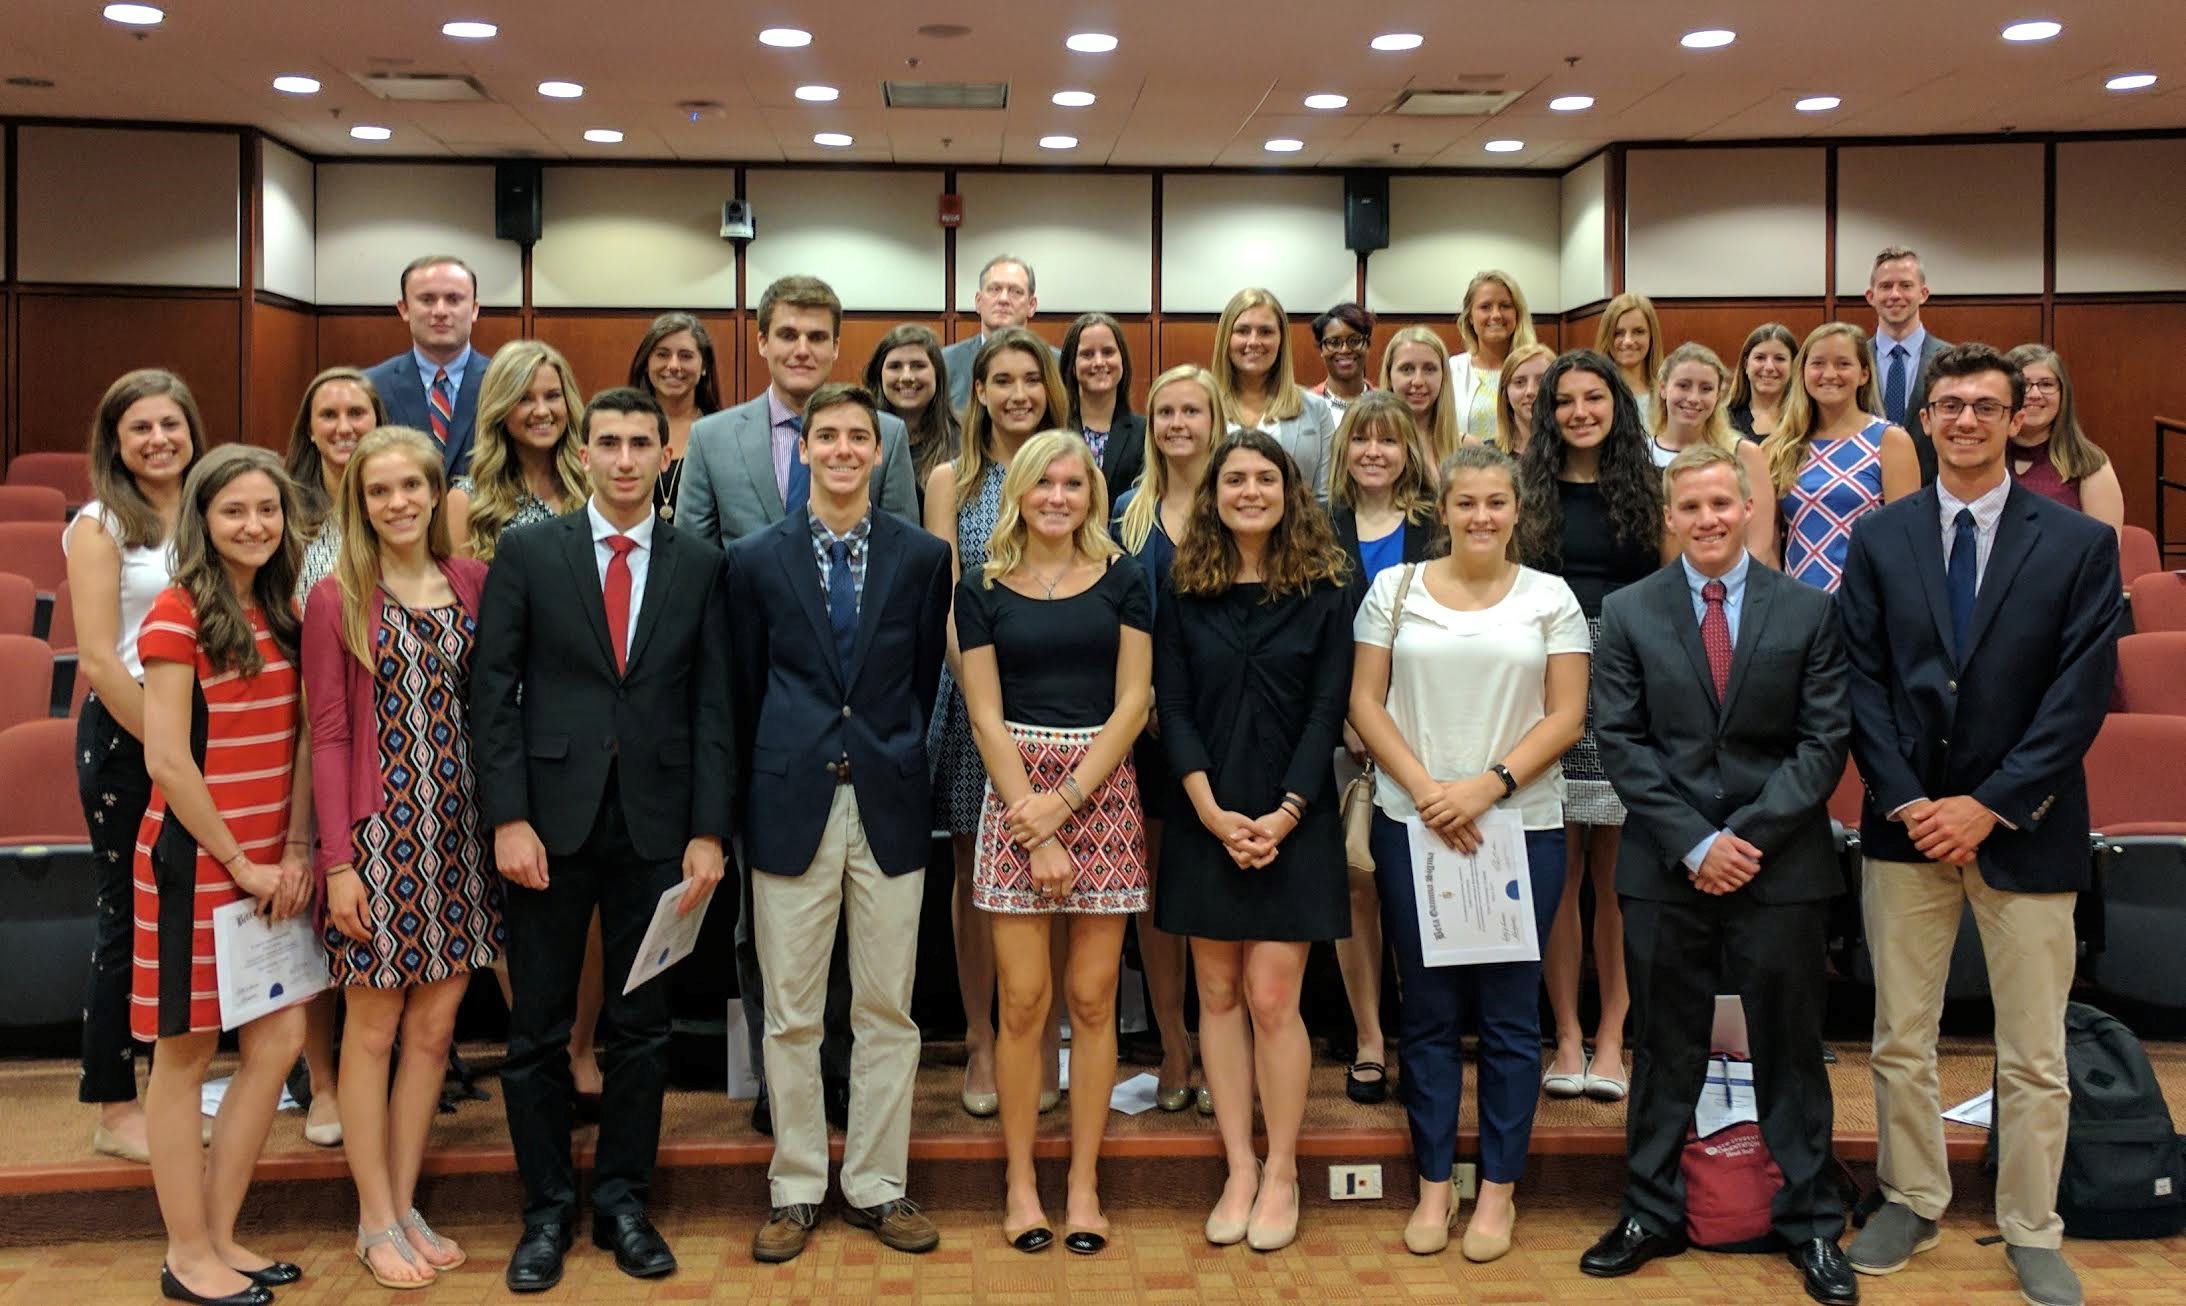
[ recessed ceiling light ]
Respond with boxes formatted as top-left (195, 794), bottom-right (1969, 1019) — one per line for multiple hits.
top-left (1052, 89), bottom-right (1096, 107)
top-left (2002, 19), bottom-right (2062, 41)
top-left (1369, 33), bottom-right (1423, 51)
top-left (1040, 135), bottom-right (1078, 150)
top-left (795, 84), bottom-right (839, 102)
top-left (1681, 28), bottom-right (1736, 48)
top-left (1795, 95), bottom-right (1842, 112)
top-left (2106, 72), bottom-right (2158, 91)
top-left (538, 80), bottom-right (583, 99)
top-left (349, 125), bottom-right (392, 141)
top-left (102, 4), bottom-right (163, 24)
top-left (813, 131), bottom-right (853, 148)
top-left (1065, 32), bottom-right (1118, 53)
top-left (1484, 139), bottom-right (1525, 153)
top-left (1548, 94), bottom-right (1595, 112)
top-left (272, 75), bottom-right (320, 95)
top-left (1264, 138), bottom-right (1305, 153)
top-left (440, 20), bottom-right (497, 39)
top-left (1303, 93), bottom-right (1349, 110)
top-left (583, 129), bottom-right (623, 144)
top-left (759, 27), bottom-right (812, 47)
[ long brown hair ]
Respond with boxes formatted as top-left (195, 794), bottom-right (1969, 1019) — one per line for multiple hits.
top-left (171, 445), bottom-right (303, 676)
top-left (1328, 389), bottom-right (1439, 524)
top-left (87, 369), bottom-right (205, 549)
top-left (332, 427), bottom-right (454, 665)
top-left (625, 312), bottom-right (722, 417)
top-left (862, 323), bottom-right (958, 489)
top-left (951, 327), bottom-right (1068, 510)
top-left (283, 367), bottom-right (388, 539)
top-left (1727, 321), bottom-right (1800, 415)
top-left (2005, 343), bottom-right (2108, 481)
top-left (1171, 430), bottom-right (1347, 601)
top-left (1060, 311), bottom-right (1136, 427)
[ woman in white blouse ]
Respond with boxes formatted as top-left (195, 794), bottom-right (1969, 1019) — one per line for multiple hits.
top-left (1210, 287), bottom-right (1337, 497)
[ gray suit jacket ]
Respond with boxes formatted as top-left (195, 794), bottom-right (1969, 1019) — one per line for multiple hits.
top-left (674, 392), bottom-right (919, 550)
top-left (1884, 329), bottom-right (1952, 485)
top-left (941, 333), bottom-right (1062, 414)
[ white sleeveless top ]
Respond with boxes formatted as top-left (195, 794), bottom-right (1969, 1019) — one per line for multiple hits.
top-left (64, 500), bottom-right (177, 678)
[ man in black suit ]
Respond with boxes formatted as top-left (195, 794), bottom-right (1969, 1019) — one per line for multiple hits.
top-left (725, 382), bottom-right (952, 1264)
top-left (1837, 344), bottom-right (2119, 1306)
top-left (1580, 444), bottom-right (1857, 1303)
top-left (473, 387), bottom-right (734, 1292)
top-left (360, 254), bottom-right (492, 476)
top-left (1864, 246), bottom-right (1952, 484)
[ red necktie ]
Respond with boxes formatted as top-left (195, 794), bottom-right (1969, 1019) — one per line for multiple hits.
top-left (603, 535), bottom-right (638, 673)
top-left (1701, 579), bottom-right (1731, 701)
top-left (428, 367), bottom-right (454, 447)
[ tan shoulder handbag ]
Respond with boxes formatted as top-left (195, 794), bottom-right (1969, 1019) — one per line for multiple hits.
top-left (1342, 562), bottom-right (1416, 875)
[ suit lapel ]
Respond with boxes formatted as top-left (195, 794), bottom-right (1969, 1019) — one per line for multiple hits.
top-left (1960, 487), bottom-right (2041, 666)
top-left (1720, 563), bottom-right (1776, 720)
top-left (559, 517), bottom-right (618, 673)
top-left (844, 516), bottom-right (902, 690)
top-left (1661, 568), bottom-right (1720, 711)
top-left (1904, 487), bottom-right (1957, 659)
top-left (738, 401), bottom-right (786, 523)
top-left (776, 514), bottom-right (841, 690)
top-left (623, 524), bottom-right (679, 674)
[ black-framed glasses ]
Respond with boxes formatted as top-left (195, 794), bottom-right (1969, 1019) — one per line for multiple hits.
top-left (1927, 397), bottom-right (2013, 422)
top-left (2024, 378), bottom-right (2061, 395)
top-left (1318, 335), bottom-right (1369, 354)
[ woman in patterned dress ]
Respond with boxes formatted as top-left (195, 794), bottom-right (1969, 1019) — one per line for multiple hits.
top-left (135, 445), bottom-right (315, 1306)
top-left (958, 429), bottom-right (1152, 1256)
top-left (301, 427), bottom-right (499, 1288)
top-left (1763, 322), bottom-right (1921, 593)
top-left (922, 327), bottom-right (1071, 1118)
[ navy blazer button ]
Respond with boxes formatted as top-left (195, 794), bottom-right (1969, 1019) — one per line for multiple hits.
top-left (841, 705), bottom-right (852, 718)
top-left (1947, 680), bottom-right (1957, 693)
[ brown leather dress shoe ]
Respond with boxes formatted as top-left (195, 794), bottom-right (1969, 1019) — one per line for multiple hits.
top-left (752, 1204), bottom-right (821, 1264)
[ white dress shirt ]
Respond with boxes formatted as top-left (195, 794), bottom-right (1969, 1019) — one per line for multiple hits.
top-left (587, 499), bottom-right (655, 654)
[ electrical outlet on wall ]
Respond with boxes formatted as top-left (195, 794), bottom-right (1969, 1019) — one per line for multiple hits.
top-left (1456, 1163), bottom-right (1478, 1200)
top-left (1328, 1164), bottom-right (1383, 1200)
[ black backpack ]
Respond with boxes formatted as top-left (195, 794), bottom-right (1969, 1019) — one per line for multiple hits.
top-left (1991, 1002), bottom-right (2186, 1240)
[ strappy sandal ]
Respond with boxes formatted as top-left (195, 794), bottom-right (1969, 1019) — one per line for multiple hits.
top-left (355, 1225), bottom-right (433, 1290)
top-left (400, 1207), bottom-right (467, 1270)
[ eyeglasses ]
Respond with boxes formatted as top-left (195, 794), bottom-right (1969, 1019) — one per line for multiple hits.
top-left (2024, 378), bottom-right (2061, 395)
top-left (1318, 335), bottom-right (1369, 354)
top-left (1926, 397), bottom-right (2013, 423)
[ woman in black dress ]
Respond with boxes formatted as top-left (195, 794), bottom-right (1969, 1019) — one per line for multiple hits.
top-left (1155, 428), bottom-right (1353, 1253)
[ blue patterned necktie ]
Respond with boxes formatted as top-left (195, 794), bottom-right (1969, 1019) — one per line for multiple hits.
top-left (828, 538), bottom-right (857, 677)
top-left (1884, 344), bottom-right (1910, 428)
top-left (1947, 507), bottom-right (1978, 663)
top-left (784, 414), bottom-right (809, 514)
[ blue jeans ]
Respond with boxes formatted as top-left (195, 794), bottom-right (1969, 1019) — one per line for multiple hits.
top-left (1371, 811), bottom-right (1566, 1184)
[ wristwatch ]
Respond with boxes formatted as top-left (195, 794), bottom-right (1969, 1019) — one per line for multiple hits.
top-left (1489, 763), bottom-right (1518, 799)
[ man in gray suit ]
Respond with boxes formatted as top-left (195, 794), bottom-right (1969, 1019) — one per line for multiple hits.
top-left (1579, 444), bottom-right (1856, 1303)
top-left (1865, 246), bottom-right (1952, 485)
top-left (940, 254), bottom-right (1054, 413)
top-left (675, 273), bottom-right (915, 1136)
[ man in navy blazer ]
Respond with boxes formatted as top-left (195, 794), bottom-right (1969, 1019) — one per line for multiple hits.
top-left (360, 254), bottom-right (492, 477)
top-left (1836, 343), bottom-right (2120, 1306)
top-left (725, 382), bottom-right (951, 1265)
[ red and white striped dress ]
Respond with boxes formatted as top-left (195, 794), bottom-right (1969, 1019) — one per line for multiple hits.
top-left (129, 588), bottom-right (300, 1039)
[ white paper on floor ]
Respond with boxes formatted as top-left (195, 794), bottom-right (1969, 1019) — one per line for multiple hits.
top-left (200, 1074), bottom-right (299, 1117)
top-left (1943, 1088), bottom-right (1995, 1129)
top-left (1055, 1049), bottom-right (1161, 1114)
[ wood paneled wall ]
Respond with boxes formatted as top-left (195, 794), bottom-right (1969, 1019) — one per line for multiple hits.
top-left (247, 302), bottom-right (317, 449)
top-left (2054, 302), bottom-right (2186, 533)
top-left (535, 312), bottom-right (741, 407)
top-left (14, 294), bottom-right (241, 455)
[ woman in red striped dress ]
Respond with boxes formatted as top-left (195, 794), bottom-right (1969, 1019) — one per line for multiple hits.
top-left (135, 445), bottom-right (317, 1306)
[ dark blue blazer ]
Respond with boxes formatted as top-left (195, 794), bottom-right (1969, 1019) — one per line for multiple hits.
top-left (725, 509), bottom-right (951, 878)
top-left (1836, 482), bottom-right (2121, 892)
top-left (362, 347), bottom-right (491, 479)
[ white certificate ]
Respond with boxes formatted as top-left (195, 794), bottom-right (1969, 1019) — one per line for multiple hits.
top-left (212, 898), bottom-right (332, 1031)
top-left (622, 879), bottom-right (713, 996)
top-left (1407, 809), bottom-right (1538, 967)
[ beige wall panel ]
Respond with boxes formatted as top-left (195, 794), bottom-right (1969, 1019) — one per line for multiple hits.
top-left (1835, 143), bottom-right (2043, 295)
top-left (314, 164), bottom-right (521, 307)
top-left (2055, 139), bottom-right (2186, 293)
top-left (533, 167), bottom-right (738, 308)
top-left (743, 169), bottom-right (946, 311)
top-left (1560, 154), bottom-right (1607, 310)
top-left (18, 127), bottom-right (239, 287)
top-left (956, 173), bottom-right (1154, 314)
top-left (1159, 174), bottom-right (1354, 315)
top-left (1369, 176), bottom-right (1562, 316)
top-left (259, 140), bottom-right (316, 301)
top-left (1626, 147), bottom-right (1826, 297)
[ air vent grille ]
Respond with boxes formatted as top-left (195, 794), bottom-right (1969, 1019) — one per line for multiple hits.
top-left (353, 72), bottom-right (490, 102)
top-left (1392, 89), bottom-right (1521, 117)
top-left (883, 81), bottom-right (1008, 109)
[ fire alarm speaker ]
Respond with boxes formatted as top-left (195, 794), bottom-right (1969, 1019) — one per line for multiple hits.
top-left (1344, 172), bottom-right (1389, 252)
top-left (720, 198), bottom-right (756, 241)
top-left (494, 163), bottom-right (543, 244)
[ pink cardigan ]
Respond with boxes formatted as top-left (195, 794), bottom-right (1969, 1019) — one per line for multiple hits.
top-left (302, 558), bottom-right (489, 879)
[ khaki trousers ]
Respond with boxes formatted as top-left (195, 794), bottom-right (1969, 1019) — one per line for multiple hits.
top-left (753, 785), bottom-right (925, 1209)
top-left (1862, 856), bottom-right (2075, 1248)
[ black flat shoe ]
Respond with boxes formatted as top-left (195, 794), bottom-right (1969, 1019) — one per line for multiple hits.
top-left (1005, 1224), bottom-right (1054, 1253)
top-left (236, 1262), bottom-right (302, 1288)
top-left (1789, 1237), bottom-right (1859, 1304)
top-left (593, 1211), bottom-right (676, 1279)
top-left (1345, 1060), bottom-right (1389, 1105)
top-left (1579, 1217), bottom-right (1688, 1278)
top-left (1063, 1228), bottom-right (1108, 1255)
top-left (159, 1266), bottom-right (272, 1306)
top-left (505, 1222), bottom-right (572, 1294)
top-left (751, 1093), bottom-right (773, 1137)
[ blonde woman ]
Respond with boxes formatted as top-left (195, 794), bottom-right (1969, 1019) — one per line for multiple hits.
top-left (1594, 294), bottom-right (1664, 433)
top-left (1649, 343), bottom-right (1778, 565)
top-left (2003, 344), bottom-right (2124, 530)
top-left (1453, 270), bottom-right (1539, 442)
top-left (1380, 326), bottom-right (1463, 465)
top-left (1494, 343), bottom-right (1556, 458)
top-left (1211, 288), bottom-right (1337, 497)
top-left (958, 430), bottom-right (1153, 1255)
top-left (1762, 323), bottom-right (1920, 593)
top-left (446, 341), bottom-right (588, 562)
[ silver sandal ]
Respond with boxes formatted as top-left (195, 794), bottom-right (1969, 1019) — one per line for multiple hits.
top-left (356, 1224), bottom-right (433, 1290)
top-left (400, 1208), bottom-right (468, 1270)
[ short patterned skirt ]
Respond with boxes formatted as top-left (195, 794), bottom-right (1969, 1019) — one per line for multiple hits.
top-left (1560, 615), bottom-right (1627, 826)
top-left (975, 722), bottom-right (1148, 915)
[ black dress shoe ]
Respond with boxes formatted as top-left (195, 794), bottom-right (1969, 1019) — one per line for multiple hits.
top-left (1579, 1217), bottom-right (1688, 1277)
top-left (593, 1212), bottom-right (677, 1279)
top-left (505, 1222), bottom-right (572, 1294)
top-left (751, 1093), bottom-right (773, 1137)
top-left (159, 1266), bottom-right (272, 1306)
top-left (574, 1091), bottom-right (603, 1125)
top-left (1790, 1237), bottom-right (1859, 1304)
top-left (824, 1076), bottom-right (851, 1131)
top-left (236, 1262), bottom-right (302, 1288)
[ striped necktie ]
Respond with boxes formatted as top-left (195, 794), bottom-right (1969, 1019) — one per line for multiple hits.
top-left (428, 367), bottom-right (455, 448)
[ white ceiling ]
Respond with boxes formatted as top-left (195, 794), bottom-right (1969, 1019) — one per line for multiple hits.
top-left (3, 0), bottom-right (2180, 170)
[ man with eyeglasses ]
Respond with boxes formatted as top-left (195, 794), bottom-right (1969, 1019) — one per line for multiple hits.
top-left (942, 255), bottom-right (1059, 413)
top-left (1864, 246), bottom-right (1952, 484)
top-left (1835, 343), bottom-right (2120, 1306)
top-left (1309, 302), bottom-right (1378, 414)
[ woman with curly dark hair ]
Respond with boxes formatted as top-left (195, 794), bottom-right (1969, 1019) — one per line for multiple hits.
top-left (1154, 430), bottom-right (1353, 1253)
top-left (1516, 350), bottom-right (1668, 1111)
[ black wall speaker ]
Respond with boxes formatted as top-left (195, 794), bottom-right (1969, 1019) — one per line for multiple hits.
top-left (1344, 172), bottom-right (1390, 253)
top-left (495, 162), bottom-right (544, 243)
